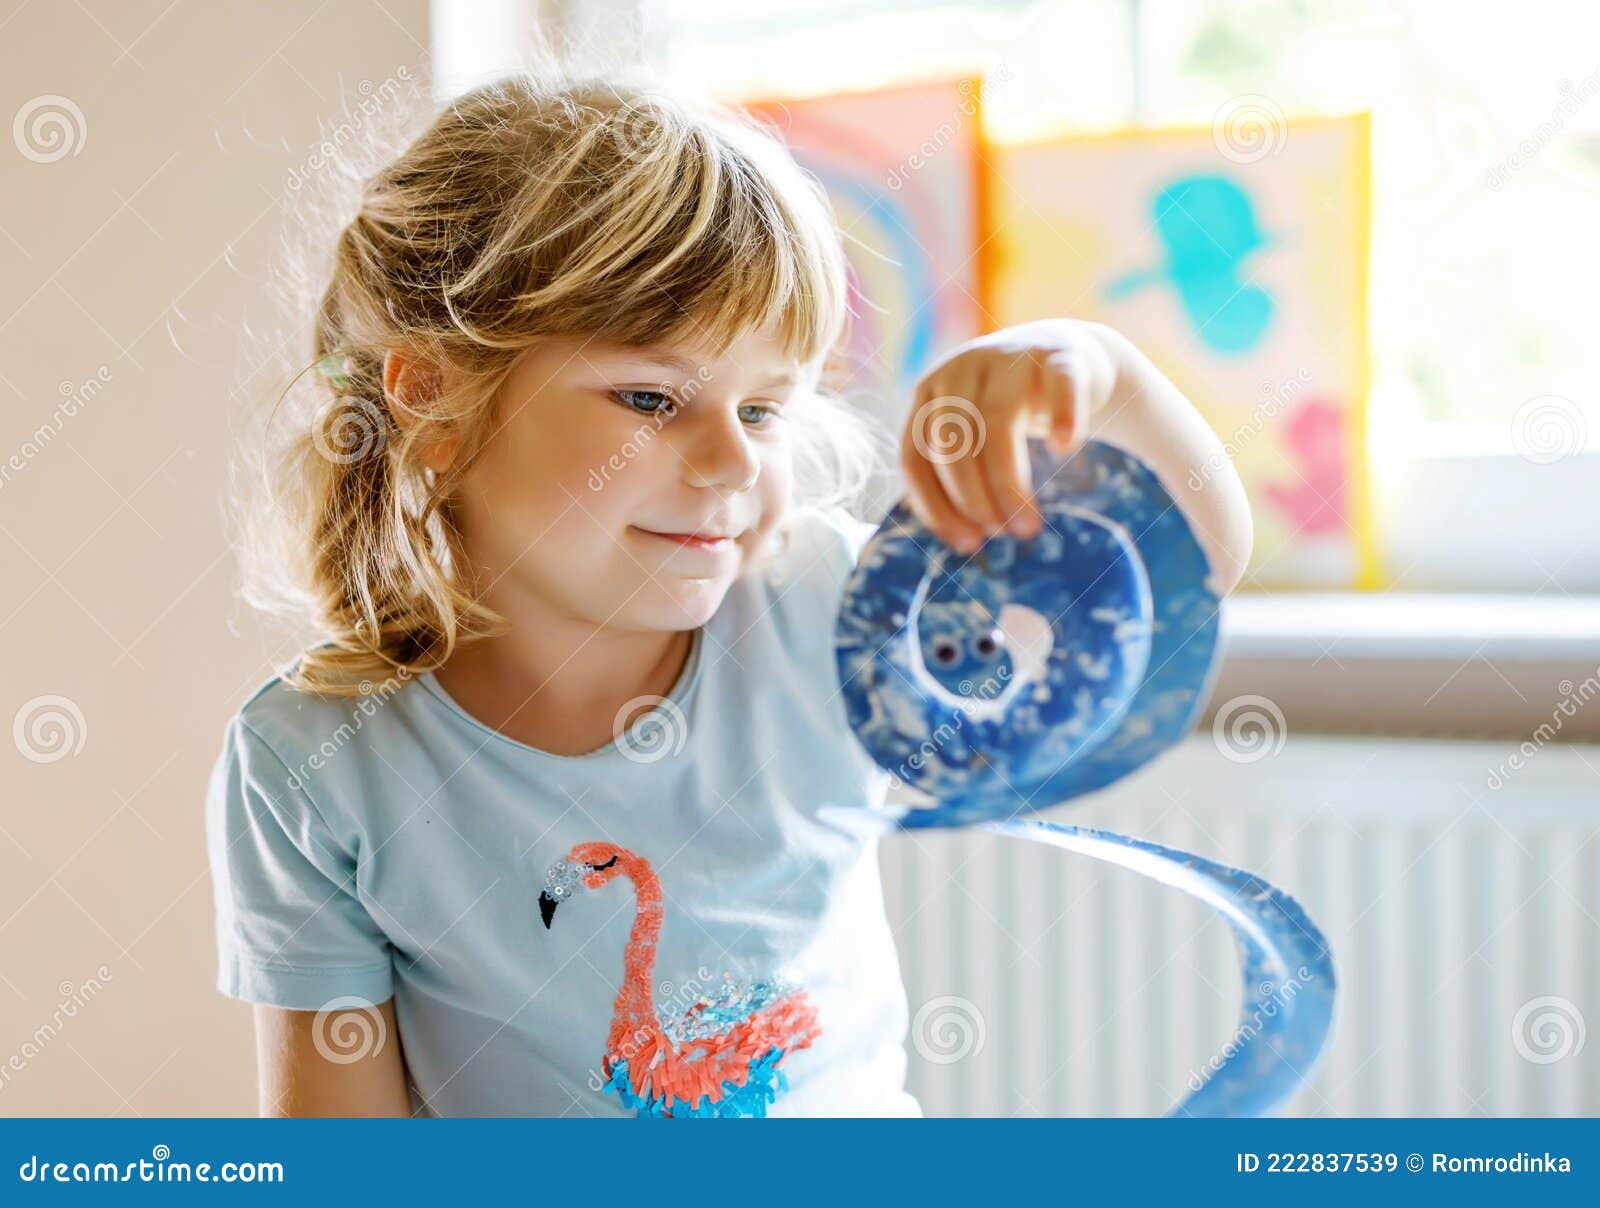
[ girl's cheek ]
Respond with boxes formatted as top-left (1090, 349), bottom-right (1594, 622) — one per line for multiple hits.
top-left (764, 433), bottom-right (794, 500)
top-left (751, 448), bottom-right (793, 539)
top-left (519, 415), bottom-right (641, 505)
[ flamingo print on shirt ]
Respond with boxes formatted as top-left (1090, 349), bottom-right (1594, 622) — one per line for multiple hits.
top-left (539, 841), bottom-right (822, 1118)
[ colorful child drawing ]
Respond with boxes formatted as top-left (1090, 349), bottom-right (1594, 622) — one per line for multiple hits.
top-left (987, 114), bottom-right (1373, 588)
top-left (742, 81), bottom-right (985, 416)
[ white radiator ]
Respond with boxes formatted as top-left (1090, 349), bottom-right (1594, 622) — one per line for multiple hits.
top-left (880, 733), bottom-right (1600, 1116)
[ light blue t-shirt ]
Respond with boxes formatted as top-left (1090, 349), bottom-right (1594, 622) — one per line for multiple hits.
top-left (205, 506), bottom-right (922, 1118)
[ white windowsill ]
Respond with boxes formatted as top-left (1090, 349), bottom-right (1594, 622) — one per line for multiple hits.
top-left (1222, 593), bottom-right (1600, 664)
top-left (1210, 593), bottom-right (1600, 742)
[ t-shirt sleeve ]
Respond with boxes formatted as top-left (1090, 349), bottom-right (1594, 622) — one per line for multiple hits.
top-left (204, 715), bottom-right (393, 1010)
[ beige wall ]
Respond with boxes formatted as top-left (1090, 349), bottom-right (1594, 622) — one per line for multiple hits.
top-left (1, 0), bottom-right (432, 1116)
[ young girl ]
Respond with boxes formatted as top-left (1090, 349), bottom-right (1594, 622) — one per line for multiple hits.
top-left (206, 73), bottom-right (1250, 1119)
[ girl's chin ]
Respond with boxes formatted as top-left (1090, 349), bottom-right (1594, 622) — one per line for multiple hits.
top-left (633, 573), bottom-right (737, 628)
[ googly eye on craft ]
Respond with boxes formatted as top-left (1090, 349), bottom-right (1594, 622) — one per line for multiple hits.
top-left (834, 437), bottom-right (1224, 828)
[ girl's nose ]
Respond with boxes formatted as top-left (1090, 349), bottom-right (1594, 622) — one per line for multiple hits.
top-left (677, 406), bottom-right (760, 492)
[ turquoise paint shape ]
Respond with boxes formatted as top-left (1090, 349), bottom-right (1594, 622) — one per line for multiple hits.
top-left (1105, 174), bottom-right (1275, 355)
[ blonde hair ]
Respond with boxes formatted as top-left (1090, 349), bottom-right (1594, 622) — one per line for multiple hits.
top-left (229, 71), bottom-right (891, 698)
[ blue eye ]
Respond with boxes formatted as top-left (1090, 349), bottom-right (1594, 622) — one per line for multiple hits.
top-left (738, 403), bottom-right (779, 426)
top-left (612, 390), bottom-right (778, 426)
top-left (612, 389), bottom-right (676, 417)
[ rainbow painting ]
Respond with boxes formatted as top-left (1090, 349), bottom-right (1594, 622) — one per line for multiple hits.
top-left (742, 80), bottom-right (988, 426)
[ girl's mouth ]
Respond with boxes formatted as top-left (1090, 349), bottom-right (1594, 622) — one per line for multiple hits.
top-left (632, 527), bottom-right (736, 552)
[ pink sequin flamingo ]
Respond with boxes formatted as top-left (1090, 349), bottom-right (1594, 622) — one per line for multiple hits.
top-left (539, 841), bottom-right (822, 1117)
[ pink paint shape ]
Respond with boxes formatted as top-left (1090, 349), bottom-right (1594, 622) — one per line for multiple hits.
top-left (1263, 397), bottom-right (1348, 537)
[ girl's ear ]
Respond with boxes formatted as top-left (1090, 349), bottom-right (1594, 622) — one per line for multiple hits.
top-left (383, 349), bottom-right (458, 474)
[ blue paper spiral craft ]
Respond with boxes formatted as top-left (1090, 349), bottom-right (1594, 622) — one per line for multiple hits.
top-left (836, 437), bottom-right (1222, 826)
top-left (833, 437), bottom-right (1336, 1116)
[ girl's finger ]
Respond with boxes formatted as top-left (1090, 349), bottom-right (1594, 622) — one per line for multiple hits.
top-left (929, 400), bottom-right (1007, 536)
top-left (976, 383), bottom-right (1041, 537)
top-left (901, 429), bottom-right (984, 552)
top-left (1042, 350), bottom-right (1083, 455)
top-left (910, 370), bottom-right (1006, 535)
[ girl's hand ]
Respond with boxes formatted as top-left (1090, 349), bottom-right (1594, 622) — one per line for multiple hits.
top-left (899, 318), bottom-right (1119, 553)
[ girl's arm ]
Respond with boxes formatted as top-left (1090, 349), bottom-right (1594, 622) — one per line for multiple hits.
top-left (1089, 322), bottom-right (1254, 593)
top-left (899, 318), bottom-right (1254, 594)
top-left (252, 1001), bottom-right (412, 1117)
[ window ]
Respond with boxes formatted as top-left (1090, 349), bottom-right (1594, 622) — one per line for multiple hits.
top-left (438, 0), bottom-right (1600, 593)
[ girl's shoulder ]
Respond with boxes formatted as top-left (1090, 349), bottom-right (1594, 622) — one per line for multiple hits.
top-left (218, 648), bottom-right (420, 800)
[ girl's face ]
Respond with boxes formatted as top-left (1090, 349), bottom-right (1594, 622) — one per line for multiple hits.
top-left (452, 322), bottom-right (803, 633)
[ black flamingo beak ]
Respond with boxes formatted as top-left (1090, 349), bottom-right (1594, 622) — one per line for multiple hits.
top-left (539, 854), bottom-right (616, 930)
